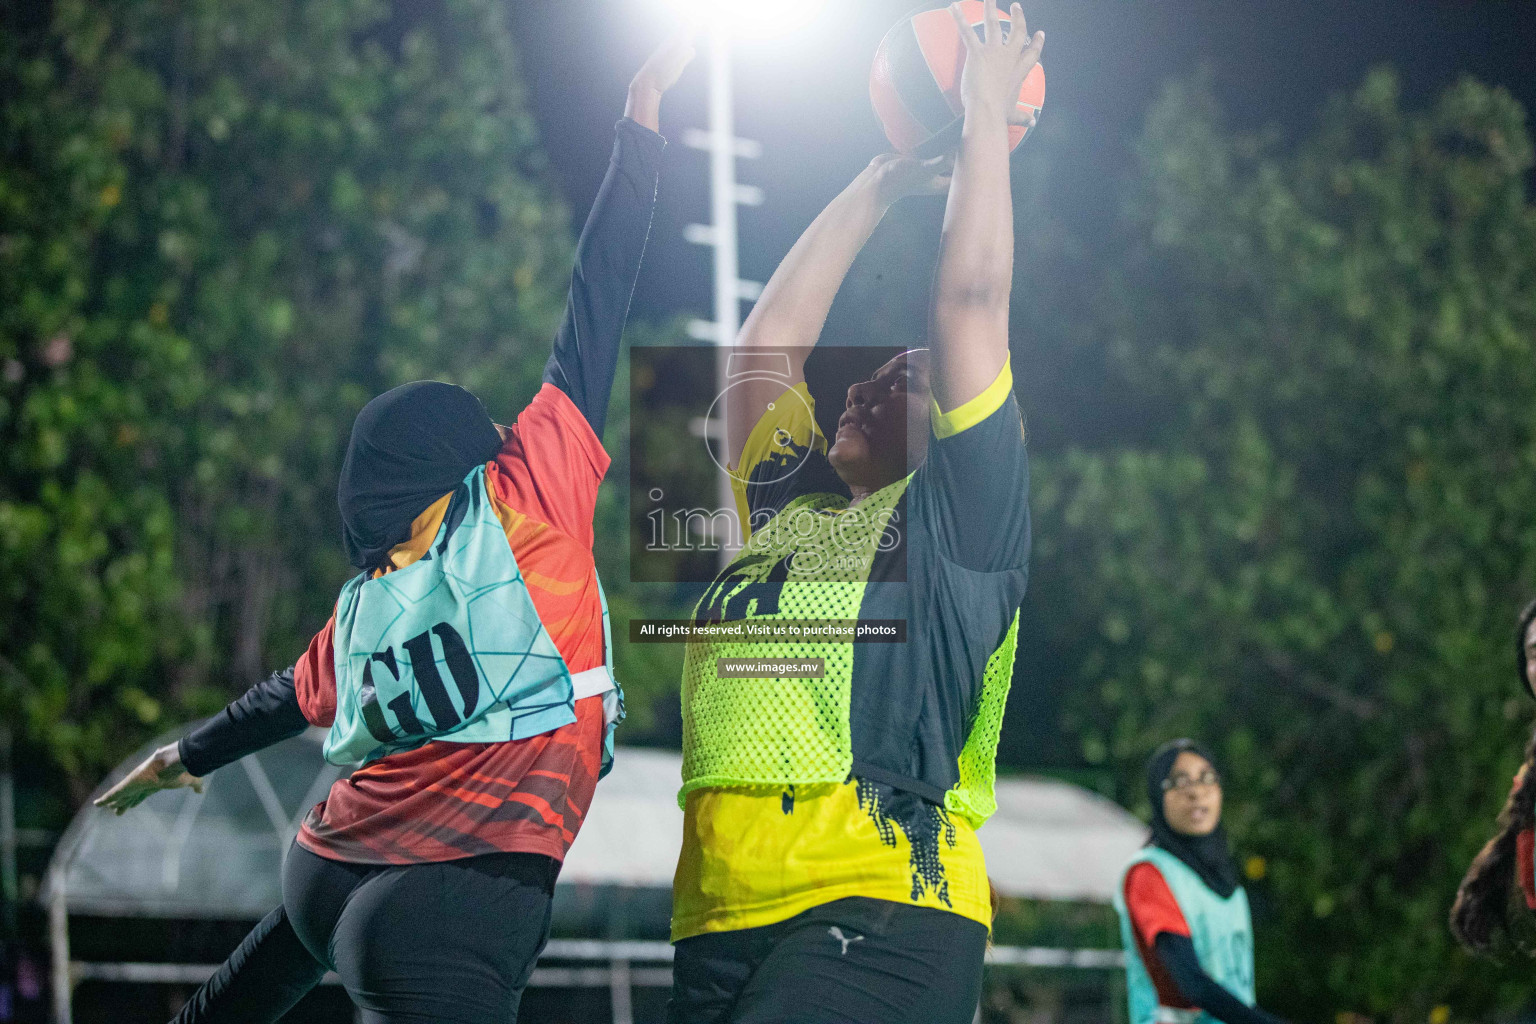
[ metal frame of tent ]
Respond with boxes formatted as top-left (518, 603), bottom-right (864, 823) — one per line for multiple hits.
top-left (52, 915), bottom-right (1122, 1024)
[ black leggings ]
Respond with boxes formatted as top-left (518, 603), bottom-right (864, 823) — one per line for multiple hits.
top-left (169, 904), bottom-right (325, 1024)
top-left (171, 844), bottom-right (558, 1024)
top-left (282, 843), bottom-right (558, 1024)
top-left (667, 897), bottom-right (989, 1024)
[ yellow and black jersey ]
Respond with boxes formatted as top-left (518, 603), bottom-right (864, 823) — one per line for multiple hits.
top-left (674, 361), bottom-right (1030, 940)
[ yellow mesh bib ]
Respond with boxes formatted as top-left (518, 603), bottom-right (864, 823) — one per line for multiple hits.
top-left (680, 475), bottom-right (1018, 829)
top-left (945, 610), bottom-right (1019, 827)
top-left (680, 486), bottom-right (881, 799)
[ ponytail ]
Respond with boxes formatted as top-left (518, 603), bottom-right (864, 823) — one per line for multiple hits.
top-left (1450, 724), bottom-right (1536, 956)
top-left (1450, 599), bottom-right (1536, 957)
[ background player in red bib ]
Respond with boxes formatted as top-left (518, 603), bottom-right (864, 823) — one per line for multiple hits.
top-left (93, 28), bottom-right (694, 1024)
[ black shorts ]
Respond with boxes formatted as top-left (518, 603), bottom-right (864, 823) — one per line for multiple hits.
top-left (667, 897), bottom-right (988, 1024)
top-left (282, 842), bottom-right (559, 1024)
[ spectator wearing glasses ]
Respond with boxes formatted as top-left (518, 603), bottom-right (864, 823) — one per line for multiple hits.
top-left (1113, 740), bottom-right (1290, 1024)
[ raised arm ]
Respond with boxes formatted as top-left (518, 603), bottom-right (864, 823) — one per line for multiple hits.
top-left (928, 2), bottom-right (1042, 412)
top-left (725, 154), bottom-right (950, 467)
top-left (541, 28), bottom-right (695, 436)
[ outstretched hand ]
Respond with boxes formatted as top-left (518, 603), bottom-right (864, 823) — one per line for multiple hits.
top-left (632, 22), bottom-right (698, 96)
top-left (951, 1), bottom-right (1044, 127)
top-left (93, 742), bottom-right (203, 815)
top-left (626, 23), bottom-right (699, 132)
top-left (870, 153), bottom-right (954, 204)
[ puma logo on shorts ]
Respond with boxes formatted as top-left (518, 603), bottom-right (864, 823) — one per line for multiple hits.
top-left (828, 926), bottom-right (864, 955)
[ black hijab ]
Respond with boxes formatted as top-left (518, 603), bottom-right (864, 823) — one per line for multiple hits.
top-left (338, 381), bottom-right (502, 571)
top-left (1145, 738), bottom-right (1241, 899)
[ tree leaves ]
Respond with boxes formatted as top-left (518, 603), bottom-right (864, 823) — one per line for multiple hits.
top-left (1033, 69), bottom-right (1536, 1017)
top-left (0, 0), bottom-right (573, 794)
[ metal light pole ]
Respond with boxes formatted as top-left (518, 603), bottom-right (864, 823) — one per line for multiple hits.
top-left (706, 16), bottom-right (740, 348)
top-left (683, 14), bottom-right (764, 564)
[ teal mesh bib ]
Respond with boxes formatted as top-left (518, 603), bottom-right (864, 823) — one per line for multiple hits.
top-left (1114, 847), bottom-right (1254, 1024)
top-left (325, 465), bottom-right (620, 767)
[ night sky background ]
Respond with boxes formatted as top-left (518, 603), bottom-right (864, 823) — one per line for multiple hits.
top-left (510, 0), bottom-right (1536, 328)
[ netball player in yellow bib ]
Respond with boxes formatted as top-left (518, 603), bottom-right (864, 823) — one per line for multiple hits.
top-left (667, 6), bottom-right (1044, 1022)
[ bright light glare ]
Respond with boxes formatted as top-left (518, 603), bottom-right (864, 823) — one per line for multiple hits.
top-left (660, 0), bottom-right (824, 39)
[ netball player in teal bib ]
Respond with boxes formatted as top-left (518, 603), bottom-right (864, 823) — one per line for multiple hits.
top-left (1452, 599), bottom-right (1536, 956)
top-left (1115, 741), bottom-right (1290, 1024)
top-left (92, 30), bottom-right (694, 1024)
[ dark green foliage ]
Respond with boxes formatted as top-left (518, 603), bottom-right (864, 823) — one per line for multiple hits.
top-left (9, 0), bottom-right (1536, 1013)
top-left (0, 0), bottom-right (579, 792)
top-left (1030, 70), bottom-right (1536, 1018)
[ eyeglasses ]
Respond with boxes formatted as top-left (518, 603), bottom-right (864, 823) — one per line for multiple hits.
top-left (1161, 771), bottom-right (1221, 793)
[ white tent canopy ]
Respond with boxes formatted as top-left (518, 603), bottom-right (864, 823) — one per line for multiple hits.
top-left (984, 774), bottom-right (1151, 902)
top-left (48, 730), bottom-right (342, 919)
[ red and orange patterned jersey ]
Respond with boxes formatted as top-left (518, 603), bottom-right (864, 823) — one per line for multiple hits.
top-left (293, 383), bottom-right (611, 864)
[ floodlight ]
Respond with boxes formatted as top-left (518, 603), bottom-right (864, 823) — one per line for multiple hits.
top-left (660, 0), bottom-right (823, 38)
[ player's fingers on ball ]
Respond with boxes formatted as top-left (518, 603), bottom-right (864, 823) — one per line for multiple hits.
top-left (1008, 6), bottom-right (1025, 48)
top-left (949, 4), bottom-right (976, 48)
